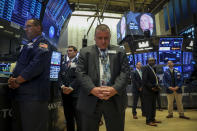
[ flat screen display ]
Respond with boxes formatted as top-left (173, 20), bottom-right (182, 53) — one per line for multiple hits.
top-left (0, 63), bottom-right (11, 75)
top-left (159, 37), bottom-right (183, 51)
top-left (183, 52), bottom-right (193, 64)
top-left (159, 51), bottom-right (181, 64)
top-left (126, 11), bottom-right (156, 36)
top-left (50, 51), bottom-right (61, 81)
top-left (134, 52), bottom-right (157, 66)
top-left (117, 11), bottom-right (156, 43)
top-left (117, 15), bottom-right (127, 43)
top-left (182, 64), bottom-right (194, 79)
top-left (0, 0), bottom-right (42, 27)
top-left (127, 54), bottom-right (134, 67)
top-left (42, 0), bottom-right (72, 46)
top-left (182, 64), bottom-right (194, 73)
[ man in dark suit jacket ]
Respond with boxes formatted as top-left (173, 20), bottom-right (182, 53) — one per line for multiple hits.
top-left (59, 46), bottom-right (81, 131)
top-left (142, 58), bottom-right (161, 126)
top-left (132, 62), bottom-right (145, 119)
top-left (163, 61), bottom-right (189, 119)
top-left (76, 24), bottom-right (129, 131)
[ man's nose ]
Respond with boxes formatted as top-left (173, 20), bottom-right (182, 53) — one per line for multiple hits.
top-left (101, 38), bottom-right (105, 43)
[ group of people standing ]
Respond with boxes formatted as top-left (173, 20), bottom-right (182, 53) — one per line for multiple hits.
top-left (132, 58), bottom-right (190, 127)
top-left (8, 20), bottom-right (129, 131)
top-left (7, 18), bottom-right (189, 131)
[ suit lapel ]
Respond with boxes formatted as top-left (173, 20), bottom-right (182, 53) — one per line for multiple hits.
top-left (167, 69), bottom-right (172, 79)
top-left (137, 70), bottom-right (142, 80)
top-left (108, 46), bottom-right (115, 77)
top-left (93, 46), bottom-right (100, 81)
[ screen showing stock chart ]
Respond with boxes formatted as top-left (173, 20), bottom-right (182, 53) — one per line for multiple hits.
top-left (159, 37), bottom-right (183, 64)
top-left (50, 51), bottom-right (61, 81)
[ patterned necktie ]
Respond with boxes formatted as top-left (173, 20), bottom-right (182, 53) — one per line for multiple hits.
top-left (100, 50), bottom-right (111, 86)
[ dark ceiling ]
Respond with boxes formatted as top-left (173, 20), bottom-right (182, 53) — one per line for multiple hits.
top-left (69, 0), bottom-right (168, 15)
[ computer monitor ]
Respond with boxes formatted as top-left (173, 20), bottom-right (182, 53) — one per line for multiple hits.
top-left (182, 64), bottom-right (194, 79)
top-left (159, 37), bottom-right (183, 51)
top-left (50, 51), bottom-right (61, 81)
top-left (174, 66), bottom-right (182, 73)
top-left (126, 11), bottom-right (156, 36)
top-left (0, 0), bottom-right (42, 27)
top-left (159, 51), bottom-right (182, 64)
top-left (183, 52), bottom-right (193, 64)
top-left (42, 0), bottom-right (72, 46)
top-left (134, 52), bottom-right (157, 66)
top-left (182, 64), bottom-right (194, 73)
top-left (127, 54), bottom-right (134, 68)
top-left (0, 63), bottom-right (12, 75)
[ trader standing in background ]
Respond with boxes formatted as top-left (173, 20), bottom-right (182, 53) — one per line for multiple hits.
top-left (59, 45), bottom-right (81, 131)
top-left (132, 62), bottom-right (145, 119)
top-left (142, 58), bottom-right (161, 126)
top-left (76, 24), bottom-right (129, 131)
top-left (163, 61), bottom-right (190, 119)
top-left (8, 18), bottom-right (52, 131)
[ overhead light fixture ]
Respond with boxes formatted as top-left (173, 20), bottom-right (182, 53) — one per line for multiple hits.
top-left (0, 25), bottom-right (4, 29)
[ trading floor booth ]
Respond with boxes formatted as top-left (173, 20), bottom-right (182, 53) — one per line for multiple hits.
top-left (122, 35), bottom-right (197, 109)
top-left (0, 66), bottom-right (12, 131)
top-left (0, 56), bottom-right (62, 131)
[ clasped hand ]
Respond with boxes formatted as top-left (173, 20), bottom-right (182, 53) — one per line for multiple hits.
top-left (62, 86), bottom-right (73, 94)
top-left (169, 86), bottom-right (179, 91)
top-left (90, 86), bottom-right (118, 100)
top-left (8, 77), bottom-right (20, 89)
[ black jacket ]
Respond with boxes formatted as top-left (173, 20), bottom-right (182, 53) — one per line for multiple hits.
top-left (132, 69), bottom-right (143, 93)
top-left (142, 65), bottom-right (159, 95)
top-left (58, 56), bottom-right (80, 97)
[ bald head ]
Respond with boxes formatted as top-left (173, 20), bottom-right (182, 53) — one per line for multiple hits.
top-left (167, 61), bottom-right (174, 68)
top-left (148, 57), bottom-right (155, 67)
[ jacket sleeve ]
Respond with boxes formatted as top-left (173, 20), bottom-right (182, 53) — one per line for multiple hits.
top-left (132, 71), bottom-right (140, 90)
top-left (58, 57), bottom-right (65, 88)
top-left (20, 47), bottom-right (49, 81)
top-left (70, 61), bottom-right (80, 88)
top-left (142, 67), bottom-right (153, 91)
top-left (176, 71), bottom-right (183, 88)
top-left (76, 49), bottom-right (96, 95)
top-left (112, 51), bottom-right (129, 94)
top-left (163, 71), bottom-right (170, 89)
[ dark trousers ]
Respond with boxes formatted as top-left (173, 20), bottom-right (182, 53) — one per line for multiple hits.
top-left (156, 92), bottom-right (162, 109)
top-left (11, 100), bottom-right (48, 131)
top-left (143, 94), bottom-right (156, 123)
top-left (62, 94), bottom-right (81, 131)
top-left (132, 92), bottom-right (145, 116)
top-left (81, 100), bottom-right (125, 131)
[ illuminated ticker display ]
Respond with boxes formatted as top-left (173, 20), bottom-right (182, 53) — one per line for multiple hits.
top-left (134, 52), bottom-right (157, 66)
top-left (159, 37), bottom-right (183, 51)
top-left (0, 0), bottom-right (42, 27)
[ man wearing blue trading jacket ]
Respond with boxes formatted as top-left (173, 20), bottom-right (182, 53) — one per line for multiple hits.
top-left (76, 24), bottom-right (129, 131)
top-left (8, 18), bottom-right (53, 131)
top-left (163, 61), bottom-right (190, 119)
